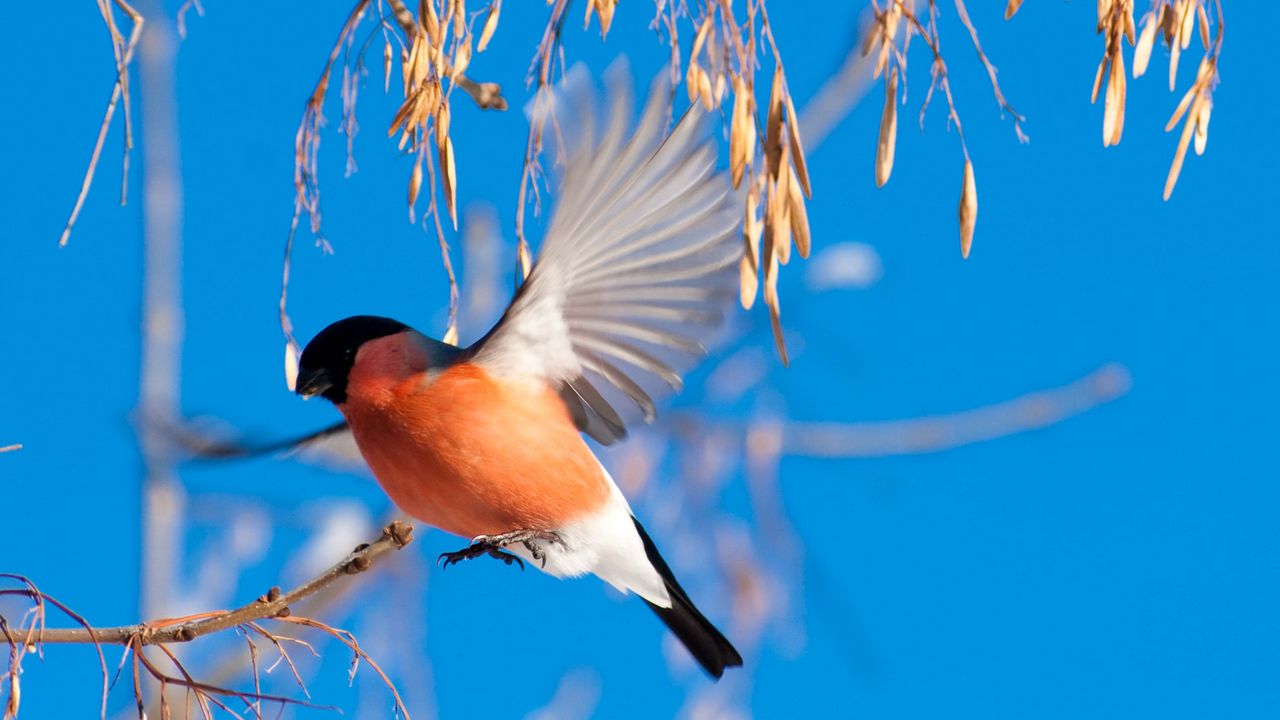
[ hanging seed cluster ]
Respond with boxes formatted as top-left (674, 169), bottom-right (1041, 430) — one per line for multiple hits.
top-left (862, 0), bottom-right (1001, 260)
top-left (389, 0), bottom-right (487, 230)
top-left (1081, 0), bottom-right (1224, 198)
top-left (672, 2), bottom-right (813, 365)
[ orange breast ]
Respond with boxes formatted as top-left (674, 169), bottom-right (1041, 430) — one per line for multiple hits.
top-left (341, 362), bottom-right (609, 539)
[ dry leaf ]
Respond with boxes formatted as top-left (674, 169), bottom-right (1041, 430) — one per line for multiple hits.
top-left (959, 160), bottom-right (978, 259)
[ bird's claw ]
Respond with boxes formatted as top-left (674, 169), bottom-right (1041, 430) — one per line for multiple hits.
top-left (436, 529), bottom-right (564, 571)
top-left (437, 542), bottom-right (525, 571)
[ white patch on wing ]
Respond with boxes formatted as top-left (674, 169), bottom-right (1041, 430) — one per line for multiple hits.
top-left (507, 464), bottom-right (671, 608)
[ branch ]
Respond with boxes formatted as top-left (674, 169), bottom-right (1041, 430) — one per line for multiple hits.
top-left (1, 522), bottom-right (413, 646)
top-left (783, 363), bottom-right (1130, 458)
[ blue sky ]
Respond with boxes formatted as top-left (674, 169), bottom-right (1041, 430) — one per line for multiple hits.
top-left (3, 1), bottom-right (1277, 718)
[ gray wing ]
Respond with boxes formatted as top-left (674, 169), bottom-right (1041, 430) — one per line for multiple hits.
top-left (468, 61), bottom-right (741, 444)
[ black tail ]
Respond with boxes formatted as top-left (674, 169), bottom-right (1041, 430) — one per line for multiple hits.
top-left (633, 518), bottom-right (744, 679)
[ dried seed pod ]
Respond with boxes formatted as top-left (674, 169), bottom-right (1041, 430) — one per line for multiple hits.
top-left (422, 0), bottom-right (441, 46)
top-left (686, 62), bottom-right (704, 104)
top-left (1197, 2), bottom-right (1210, 49)
top-left (596, 0), bottom-right (617, 37)
top-left (1133, 11), bottom-right (1159, 77)
top-left (739, 254), bottom-right (758, 310)
top-left (698, 69), bottom-right (715, 110)
top-left (408, 156), bottom-right (424, 217)
top-left (478, 0), bottom-right (501, 52)
top-left (959, 160), bottom-right (978, 259)
top-left (440, 136), bottom-right (458, 227)
top-left (1179, 0), bottom-right (1195, 49)
top-left (1004, 0), bottom-right (1023, 20)
top-left (785, 94), bottom-right (811, 198)
top-left (443, 322), bottom-right (459, 346)
top-left (876, 66), bottom-right (898, 187)
top-left (1165, 91), bottom-right (1203, 200)
top-left (1123, 2), bottom-right (1136, 45)
top-left (692, 15), bottom-right (712, 58)
top-left (517, 241), bottom-right (532, 280)
top-left (1193, 99), bottom-right (1211, 155)
top-left (284, 342), bottom-right (300, 391)
top-left (765, 67), bottom-right (784, 179)
top-left (1091, 54), bottom-right (1107, 104)
top-left (787, 166), bottom-right (811, 259)
top-left (453, 0), bottom-right (466, 40)
top-left (384, 41), bottom-right (394, 93)
top-left (729, 75), bottom-right (751, 187)
top-left (1103, 50), bottom-right (1126, 146)
top-left (451, 36), bottom-right (472, 80)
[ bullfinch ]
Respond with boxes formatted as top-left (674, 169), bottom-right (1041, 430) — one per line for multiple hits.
top-left (292, 63), bottom-right (744, 678)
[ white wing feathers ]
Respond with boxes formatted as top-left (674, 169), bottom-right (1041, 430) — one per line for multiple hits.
top-left (469, 62), bottom-right (741, 444)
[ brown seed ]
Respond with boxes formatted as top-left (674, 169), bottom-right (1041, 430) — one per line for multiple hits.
top-left (1197, 2), bottom-right (1211, 49)
top-left (876, 67), bottom-right (898, 187)
top-left (959, 160), bottom-right (978, 259)
top-left (1004, 0), bottom-right (1023, 20)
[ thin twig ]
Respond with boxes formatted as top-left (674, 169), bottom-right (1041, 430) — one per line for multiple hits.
top-left (0, 522), bottom-right (413, 645)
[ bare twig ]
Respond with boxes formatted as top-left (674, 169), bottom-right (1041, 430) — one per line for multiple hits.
top-left (0, 522), bottom-right (413, 646)
top-left (783, 363), bottom-right (1131, 458)
top-left (0, 445), bottom-right (20, 454)
top-left (59, 0), bottom-right (144, 246)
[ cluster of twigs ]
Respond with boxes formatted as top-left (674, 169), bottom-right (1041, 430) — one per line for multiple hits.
top-left (0, 523), bottom-right (415, 719)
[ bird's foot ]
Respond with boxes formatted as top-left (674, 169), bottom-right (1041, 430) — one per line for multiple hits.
top-left (437, 529), bottom-right (564, 570)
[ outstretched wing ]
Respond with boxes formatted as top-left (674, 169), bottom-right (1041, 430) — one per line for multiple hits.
top-left (468, 62), bottom-right (742, 444)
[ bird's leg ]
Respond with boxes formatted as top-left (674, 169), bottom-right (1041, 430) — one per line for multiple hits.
top-left (437, 529), bottom-right (564, 570)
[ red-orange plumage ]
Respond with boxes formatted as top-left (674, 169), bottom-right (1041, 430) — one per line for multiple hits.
top-left (339, 334), bottom-right (609, 540)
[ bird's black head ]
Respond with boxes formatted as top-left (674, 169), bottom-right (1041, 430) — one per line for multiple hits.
top-left (295, 315), bottom-right (410, 404)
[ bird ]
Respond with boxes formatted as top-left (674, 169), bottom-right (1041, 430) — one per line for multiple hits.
top-left (291, 62), bottom-right (744, 678)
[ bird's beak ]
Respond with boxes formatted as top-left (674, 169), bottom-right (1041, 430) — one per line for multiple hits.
top-left (294, 368), bottom-right (333, 399)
